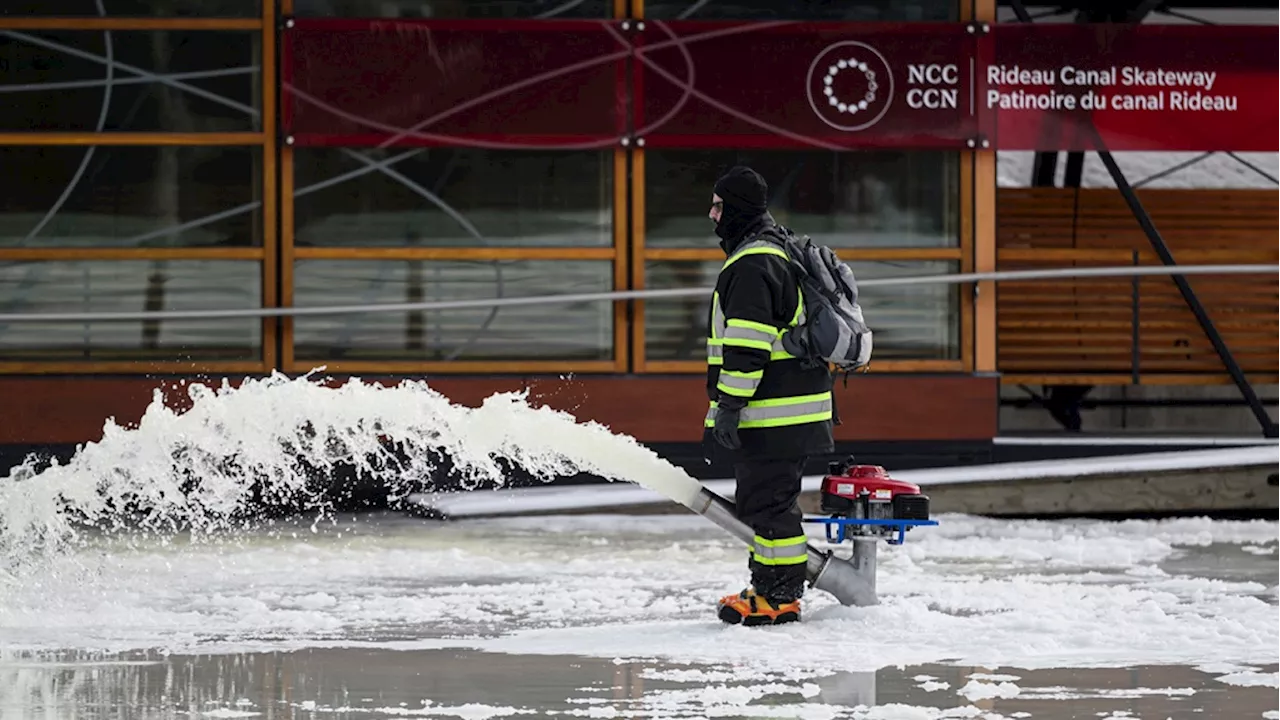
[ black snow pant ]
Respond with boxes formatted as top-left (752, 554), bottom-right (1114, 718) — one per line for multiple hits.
top-left (733, 456), bottom-right (808, 604)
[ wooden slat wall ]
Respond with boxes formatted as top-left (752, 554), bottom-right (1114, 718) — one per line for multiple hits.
top-left (996, 188), bottom-right (1279, 385)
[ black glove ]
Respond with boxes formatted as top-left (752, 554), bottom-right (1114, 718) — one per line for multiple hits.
top-left (712, 397), bottom-right (745, 450)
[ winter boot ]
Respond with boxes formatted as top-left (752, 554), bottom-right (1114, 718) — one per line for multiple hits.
top-left (717, 588), bottom-right (800, 626)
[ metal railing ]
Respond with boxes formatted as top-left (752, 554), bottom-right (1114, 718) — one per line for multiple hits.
top-left (0, 263), bottom-right (1273, 323)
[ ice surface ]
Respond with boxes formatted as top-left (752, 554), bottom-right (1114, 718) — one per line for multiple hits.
top-left (1215, 671), bottom-right (1280, 688)
top-left (0, 374), bottom-right (1275, 720)
top-left (0, 511), bottom-right (1274, 682)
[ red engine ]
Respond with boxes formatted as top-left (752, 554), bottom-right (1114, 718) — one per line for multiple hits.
top-left (820, 457), bottom-right (931, 525)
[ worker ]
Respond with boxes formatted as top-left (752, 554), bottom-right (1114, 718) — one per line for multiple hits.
top-left (703, 165), bottom-right (835, 626)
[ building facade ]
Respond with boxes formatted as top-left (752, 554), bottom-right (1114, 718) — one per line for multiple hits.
top-left (0, 0), bottom-right (1275, 476)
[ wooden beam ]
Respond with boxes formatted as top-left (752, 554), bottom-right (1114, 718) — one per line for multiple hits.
top-left (281, 0), bottom-right (296, 373)
top-left (612, 147), bottom-right (630, 372)
top-left (0, 248), bottom-right (264, 261)
top-left (959, 152), bottom-right (975, 372)
top-left (281, 360), bottom-right (623, 375)
top-left (0, 133), bottom-right (265, 146)
top-left (0, 361), bottom-right (267, 375)
top-left (292, 247), bottom-right (617, 261)
top-left (644, 247), bottom-right (965, 261)
top-left (974, 150), bottom-right (997, 373)
top-left (630, 148), bottom-right (649, 372)
top-left (998, 248), bottom-right (1279, 263)
top-left (281, 145), bottom-right (296, 372)
top-left (260, 0), bottom-right (279, 372)
top-left (643, 359), bottom-right (967, 374)
top-left (0, 17), bottom-right (263, 30)
top-left (970, 0), bottom-right (998, 377)
top-left (1000, 373), bottom-right (1279, 386)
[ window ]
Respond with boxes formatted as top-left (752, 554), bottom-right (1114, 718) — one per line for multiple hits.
top-left (0, 146), bottom-right (262, 248)
top-left (0, 260), bottom-right (262, 361)
top-left (293, 149), bottom-right (612, 248)
top-left (292, 259), bottom-right (614, 362)
top-left (288, 149), bottom-right (620, 366)
top-left (638, 149), bottom-right (963, 367)
top-left (0, 30), bottom-right (261, 132)
top-left (645, 150), bottom-right (959, 249)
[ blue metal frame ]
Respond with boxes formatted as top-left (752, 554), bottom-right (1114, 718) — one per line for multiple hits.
top-left (802, 516), bottom-right (940, 546)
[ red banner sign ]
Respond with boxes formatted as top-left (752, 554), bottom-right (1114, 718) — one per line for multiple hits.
top-left (281, 18), bottom-right (627, 148)
top-left (280, 19), bottom-right (1278, 152)
top-left (988, 24), bottom-right (1277, 152)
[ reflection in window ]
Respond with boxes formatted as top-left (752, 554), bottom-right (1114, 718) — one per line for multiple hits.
top-left (0, 31), bottom-right (260, 132)
top-left (294, 0), bottom-right (613, 18)
top-left (645, 150), bottom-right (959, 249)
top-left (293, 149), bottom-right (612, 248)
top-left (643, 260), bottom-right (960, 361)
top-left (644, 0), bottom-right (959, 21)
top-left (0, 146), bottom-right (262, 249)
top-left (0, 260), bottom-right (261, 361)
top-left (293, 259), bottom-right (614, 362)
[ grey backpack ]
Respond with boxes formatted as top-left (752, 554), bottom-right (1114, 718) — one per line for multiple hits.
top-left (776, 229), bottom-right (874, 373)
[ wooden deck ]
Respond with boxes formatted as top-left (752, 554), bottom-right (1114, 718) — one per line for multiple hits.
top-left (996, 188), bottom-right (1278, 385)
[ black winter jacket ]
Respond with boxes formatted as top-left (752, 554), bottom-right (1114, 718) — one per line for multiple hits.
top-left (702, 219), bottom-right (835, 464)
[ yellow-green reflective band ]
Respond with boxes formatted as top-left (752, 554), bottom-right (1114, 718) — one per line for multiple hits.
top-left (752, 553), bottom-right (809, 566)
top-left (723, 245), bottom-right (788, 270)
top-left (704, 392), bottom-right (833, 428)
top-left (726, 318), bottom-right (780, 335)
top-left (709, 292), bottom-right (722, 339)
top-left (724, 324), bottom-right (778, 350)
top-left (722, 336), bottom-right (772, 352)
top-left (707, 241), bottom-right (807, 367)
top-left (716, 369), bottom-right (763, 398)
top-left (752, 535), bottom-right (808, 566)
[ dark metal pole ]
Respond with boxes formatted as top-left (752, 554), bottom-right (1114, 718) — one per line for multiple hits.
top-left (1007, 0), bottom-right (1033, 23)
top-left (1002, 0), bottom-right (1273, 437)
top-left (1130, 251), bottom-right (1140, 386)
top-left (1095, 151), bottom-right (1277, 437)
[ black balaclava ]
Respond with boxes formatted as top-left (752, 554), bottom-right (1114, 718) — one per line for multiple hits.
top-left (712, 165), bottom-right (770, 253)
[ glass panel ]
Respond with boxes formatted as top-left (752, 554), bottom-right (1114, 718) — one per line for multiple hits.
top-left (283, 22), bottom-right (625, 148)
top-left (294, 149), bottom-right (612, 248)
top-left (645, 150), bottom-right (959, 250)
top-left (643, 259), bottom-right (960, 361)
top-left (293, 259), bottom-right (614, 361)
top-left (0, 31), bottom-right (260, 132)
top-left (294, 0), bottom-right (613, 18)
top-left (0, 146), bottom-right (262, 248)
top-left (1, 0), bottom-right (259, 16)
top-left (644, 0), bottom-right (959, 21)
top-left (0, 260), bottom-right (262, 361)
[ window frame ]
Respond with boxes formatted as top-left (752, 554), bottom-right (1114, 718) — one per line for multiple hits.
top-left (0, 11), bottom-right (277, 375)
top-left (0, 0), bottom-right (991, 376)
